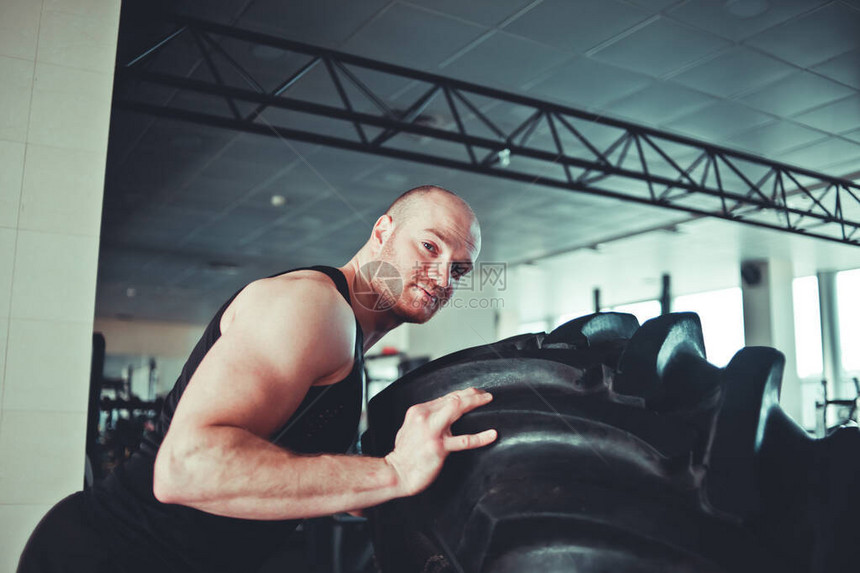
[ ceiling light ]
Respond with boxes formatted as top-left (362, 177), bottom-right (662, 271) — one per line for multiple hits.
top-left (497, 148), bottom-right (511, 168)
top-left (270, 194), bottom-right (286, 207)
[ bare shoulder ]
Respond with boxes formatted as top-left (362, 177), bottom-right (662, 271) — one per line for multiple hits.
top-left (225, 270), bottom-right (351, 325)
top-left (161, 270), bottom-right (358, 441)
top-left (219, 270), bottom-right (357, 378)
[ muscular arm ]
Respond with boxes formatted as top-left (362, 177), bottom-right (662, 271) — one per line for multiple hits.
top-left (153, 276), bottom-right (495, 520)
top-left (156, 423), bottom-right (402, 520)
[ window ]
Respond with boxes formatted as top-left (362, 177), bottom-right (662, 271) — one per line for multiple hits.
top-left (673, 287), bottom-right (745, 367)
top-left (553, 310), bottom-right (591, 329)
top-left (552, 300), bottom-right (659, 331)
top-left (837, 269), bottom-right (860, 376)
top-left (610, 299), bottom-right (661, 327)
top-left (518, 319), bottom-right (550, 335)
top-left (792, 275), bottom-right (823, 380)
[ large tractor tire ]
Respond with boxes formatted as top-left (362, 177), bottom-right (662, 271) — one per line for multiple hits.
top-left (361, 312), bottom-right (860, 573)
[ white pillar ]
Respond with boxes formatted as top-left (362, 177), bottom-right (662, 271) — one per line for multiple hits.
top-left (817, 271), bottom-right (843, 426)
top-left (740, 259), bottom-right (802, 423)
top-left (0, 1), bottom-right (120, 570)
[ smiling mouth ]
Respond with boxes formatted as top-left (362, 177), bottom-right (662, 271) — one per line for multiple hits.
top-left (415, 285), bottom-right (438, 304)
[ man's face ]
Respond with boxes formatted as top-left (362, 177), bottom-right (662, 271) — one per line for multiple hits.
top-left (374, 197), bottom-right (480, 324)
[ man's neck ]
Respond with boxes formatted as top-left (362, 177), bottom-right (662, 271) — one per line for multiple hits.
top-left (338, 260), bottom-right (404, 353)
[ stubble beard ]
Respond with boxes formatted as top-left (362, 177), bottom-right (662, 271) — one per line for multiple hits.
top-left (376, 242), bottom-right (440, 324)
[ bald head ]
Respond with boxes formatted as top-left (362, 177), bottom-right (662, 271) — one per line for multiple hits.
top-left (386, 185), bottom-right (470, 223)
top-left (385, 185), bottom-right (480, 251)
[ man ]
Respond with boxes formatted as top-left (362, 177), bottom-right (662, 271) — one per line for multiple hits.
top-left (19, 185), bottom-right (496, 572)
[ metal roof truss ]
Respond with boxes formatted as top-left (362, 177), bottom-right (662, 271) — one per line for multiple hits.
top-left (115, 15), bottom-right (860, 247)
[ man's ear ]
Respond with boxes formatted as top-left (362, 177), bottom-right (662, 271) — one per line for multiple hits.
top-left (371, 215), bottom-right (395, 254)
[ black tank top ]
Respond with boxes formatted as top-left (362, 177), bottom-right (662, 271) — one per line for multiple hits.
top-left (89, 266), bottom-right (365, 573)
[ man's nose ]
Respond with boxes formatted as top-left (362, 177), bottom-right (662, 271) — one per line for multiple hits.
top-left (427, 262), bottom-right (451, 290)
top-left (438, 262), bottom-right (452, 289)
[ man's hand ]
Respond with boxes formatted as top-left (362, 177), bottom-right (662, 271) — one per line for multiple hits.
top-left (384, 387), bottom-right (497, 497)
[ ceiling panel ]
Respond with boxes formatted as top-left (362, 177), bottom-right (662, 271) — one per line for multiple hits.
top-left (96, 252), bottom-right (155, 289)
top-left (168, 89), bottom-right (242, 118)
top-left (173, 0), bottom-right (246, 23)
top-left (403, 0), bottom-right (536, 27)
top-left (625, 0), bottom-right (683, 11)
top-left (665, 100), bottom-right (773, 142)
top-left (171, 173), bottom-right (254, 212)
top-left (502, 0), bottom-right (650, 53)
top-left (667, 0), bottom-right (827, 41)
top-left (811, 48), bottom-right (860, 90)
top-left (281, 192), bottom-right (373, 240)
top-left (122, 203), bottom-right (215, 232)
top-left (441, 31), bottom-right (572, 91)
top-left (669, 46), bottom-right (796, 98)
top-left (196, 155), bottom-right (282, 189)
top-left (224, 133), bottom-right (300, 167)
top-left (792, 94), bottom-right (860, 133)
top-left (184, 206), bottom-right (285, 247)
top-left (779, 137), bottom-right (860, 172)
top-left (745, 2), bottom-right (860, 68)
top-left (129, 119), bottom-right (234, 173)
top-left (352, 158), bottom-right (462, 195)
top-left (295, 146), bottom-right (391, 189)
top-left (108, 155), bottom-right (198, 198)
top-left (606, 82), bottom-right (717, 126)
top-left (739, 70), bottom-right (856, 117)
top-left (728, 120), bottom-right (827, 156)
top-left (526, 56), bottom-right (653, 110)
top-left (112, 78), bottom-right (176, 111)
top-left (238, 0), bottom-right (389, 48)
top-left (844, 128), bottom-right (860, 145)
top-left (244, 160), bottom-right (341, 210)
top-left (590, 16), bottom-right (731, 78)
top-left (340, 3), bottom-right (487, 70)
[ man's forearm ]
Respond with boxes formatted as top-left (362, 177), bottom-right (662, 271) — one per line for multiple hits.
top-left (154, 426), bottom-right (403, 520)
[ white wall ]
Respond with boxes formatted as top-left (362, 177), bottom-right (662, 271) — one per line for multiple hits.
top-left (403, 283), bottom-right (505, 361)
top-left (405, 305), bottom-right (497, 360)
top-left (94, 318), bottom-right (206, 359)
top-left (0, 1), bottom-right (120, 570)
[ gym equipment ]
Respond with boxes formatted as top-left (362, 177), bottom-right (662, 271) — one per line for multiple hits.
top-left (815, 377), bottom-right (860, 437)
top-left (362, 312), bottom-right (860, 573)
